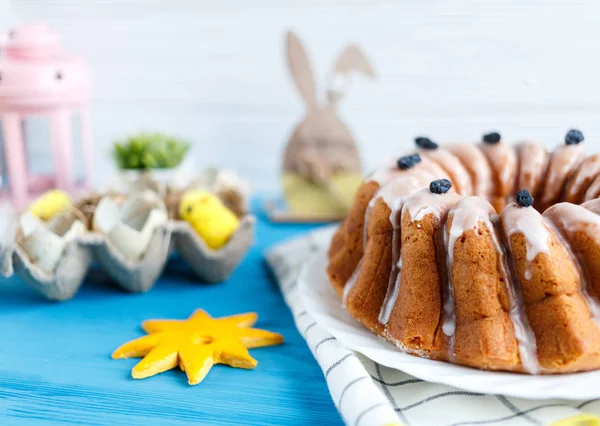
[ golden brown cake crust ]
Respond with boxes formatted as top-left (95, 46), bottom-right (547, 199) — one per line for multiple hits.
top-left (386, 212), bottom-right (447, 358)
top-left (564, 154), bottom-right (600, 205)
top-left (479, 141), bottom-right (518, 211)
top-left (327, 180), bottom-right (379, 298)
top-left (516, 141), bottom-right (549, 202)
top-left (538, 144), bottom-right (586, 211)
top-left (327, 138), bottom-right (600, 374)
top-left (503, 224), bottom-right (600, 372)
top-left (344, 197), bottom-right (394, 334)
top-left (447, 215), bottom-right (520, 371)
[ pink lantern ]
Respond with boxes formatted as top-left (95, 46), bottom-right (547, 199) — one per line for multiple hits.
top-left (0, 23), bottom-right (93, 209)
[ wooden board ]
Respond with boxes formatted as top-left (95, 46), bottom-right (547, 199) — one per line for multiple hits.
top-left (0, 207), bottom-right (343, 425)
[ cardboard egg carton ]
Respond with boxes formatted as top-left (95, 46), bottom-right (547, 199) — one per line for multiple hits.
top-left (1, 185), bottom-right (255, 301)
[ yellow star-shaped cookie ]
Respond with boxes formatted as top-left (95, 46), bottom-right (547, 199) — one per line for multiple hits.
top-left (112, 309), bottom-right (284, 385)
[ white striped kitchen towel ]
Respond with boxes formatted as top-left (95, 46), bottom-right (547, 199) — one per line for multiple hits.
top-left (264, 225), bottom-right (600, 426)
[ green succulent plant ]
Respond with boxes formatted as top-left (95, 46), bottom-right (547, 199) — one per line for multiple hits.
top-left (114, 133), bottom-right (190, 170)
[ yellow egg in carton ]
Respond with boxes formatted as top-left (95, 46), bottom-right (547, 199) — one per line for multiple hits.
top-left (0, 174), bottom-right (255, 301)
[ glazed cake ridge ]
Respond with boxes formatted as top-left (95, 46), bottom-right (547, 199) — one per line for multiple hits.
top-left (327, 131), bottom-right (600, 374)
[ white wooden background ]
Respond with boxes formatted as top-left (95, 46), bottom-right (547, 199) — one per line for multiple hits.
top-left (3, 0), bottom-right (600, 194)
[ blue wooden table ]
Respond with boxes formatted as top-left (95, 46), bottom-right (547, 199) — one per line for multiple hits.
top-left (0, 208), bottom-right (344, 426)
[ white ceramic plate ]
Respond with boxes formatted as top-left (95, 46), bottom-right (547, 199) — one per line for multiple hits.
top-left (299, 250), bottom-right (600, 400)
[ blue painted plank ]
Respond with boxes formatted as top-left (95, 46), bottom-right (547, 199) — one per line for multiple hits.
top-left (0, 206), bottom-right (342, 426)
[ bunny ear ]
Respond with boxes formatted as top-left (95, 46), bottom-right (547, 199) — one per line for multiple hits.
top-left (286, 31), bottom-right (318, 110)
top-left (333, 44), bottom-right (375, 78)
top-left (326, 44), bottom-right (374, 108)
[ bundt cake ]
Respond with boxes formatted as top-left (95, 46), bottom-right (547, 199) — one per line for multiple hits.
top-left (327, 130), bottom-right (600, 374)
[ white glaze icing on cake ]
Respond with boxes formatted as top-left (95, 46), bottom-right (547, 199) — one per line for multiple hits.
top-left (342, 257), bottom-right (363, 306)
top-left (516, 141), bottom-right (548, 199)
top-left (501, 202), bottom-right (551, 279)
top-left (330, 132), bottom-right (600, 374)
top-left (378, 188), bottom-right (461, 325)
top-left (404, 186), bottom-right (462, 222)
top-left (372, 161), bottom-right (446, 324)
top-left (566, 154), bottom-right (600, 203)
top-left (444, 197), bottom-right (497, 338)
top-left (540, 143), bottom-right (585, 208)
top-left (585, 175), bottom-right (600, 202)
top-left (583, 198), bottom-right (600, 215)
top-left (543, 203), bottom-right (600, 324)
top-left (446, 198), bottom-right (541, 372)
top-left (366, 158), bottom-right (398, 185)
top-left (346, 159), bottom-right (438, 307)
top-left (418, 147), bottom-right (473, 196)
top-left (479, 140), bottom-right (518, 200)
top-left (498, 244), bottom-right (542, 374)
top-left (446, 143), bottom-right (492, 197)
top-left (498, 203), bottom-right (546, 374)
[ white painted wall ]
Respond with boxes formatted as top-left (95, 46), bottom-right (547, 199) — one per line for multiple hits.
top-left (4, 0), bottom-right (600, 194)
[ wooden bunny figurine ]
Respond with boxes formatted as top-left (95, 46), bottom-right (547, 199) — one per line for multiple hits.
top-left (282, 31), bottom-right (374, 217)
